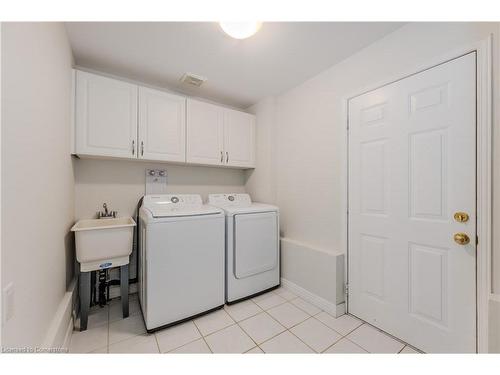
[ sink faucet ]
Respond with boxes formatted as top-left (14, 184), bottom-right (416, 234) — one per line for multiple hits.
top-left (98, 203), bottom-right (117, 219)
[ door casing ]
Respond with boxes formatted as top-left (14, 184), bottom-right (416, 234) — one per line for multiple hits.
top-left (341, 36), bottom-right (493, 353)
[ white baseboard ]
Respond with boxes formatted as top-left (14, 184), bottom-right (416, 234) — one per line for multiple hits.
top-left (281, 278), bottom-right (345, 317)
top-left (62, 313), bottom-right (74, 350)
top-left (42, 277), bottom-right (77, 350)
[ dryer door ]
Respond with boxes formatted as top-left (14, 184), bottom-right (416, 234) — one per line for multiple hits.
top-left (233, 212), bottom-right (279, 279)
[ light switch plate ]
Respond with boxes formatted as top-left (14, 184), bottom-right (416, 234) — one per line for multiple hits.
top-left (145, 169), bottom-right (168, 195)
top-left (2, 282), bottom-right (14, 326)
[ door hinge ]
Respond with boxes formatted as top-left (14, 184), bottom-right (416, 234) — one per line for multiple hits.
top-left (344, 283), bottom-right (349, 296)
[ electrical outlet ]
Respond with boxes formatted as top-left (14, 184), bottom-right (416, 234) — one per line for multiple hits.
top-left (2, 282), bottom-right (15, 325)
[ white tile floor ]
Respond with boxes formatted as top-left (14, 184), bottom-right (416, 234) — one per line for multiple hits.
top-left (69, 288), bottom-right (422, 354)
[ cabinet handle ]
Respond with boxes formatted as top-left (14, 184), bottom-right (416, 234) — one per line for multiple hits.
top-left (226, 152), bottom-right (229, 163)
top-left (132, 140), bottom-right (135, 155)
top-left (141, 141), bottom-right (144, 156)
top-left (220, 151), bottom-right (223, 163)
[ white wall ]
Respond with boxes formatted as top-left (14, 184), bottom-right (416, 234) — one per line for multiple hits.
top-left (246, 97), bottom-right (277, 205)
top-left (74, 158), bottom-right (246, 220)
top-left (246, 22), bottom-right (500, 351)
top-left (1, 23), bottom-right (75, 348)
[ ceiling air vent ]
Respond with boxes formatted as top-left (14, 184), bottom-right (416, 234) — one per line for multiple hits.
top-left (180, 73), bottom-right (207, 87)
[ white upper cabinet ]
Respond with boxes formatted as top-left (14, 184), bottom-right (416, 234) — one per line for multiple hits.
top-left (73, 70), bottom-right (255, 168)
top-left (186, 98), bottom-right (256, 168)
top-left (138, 87), bottom-right (186, 162)
top-left (223, 109), bottom-right (255, 168)
top-left (186, 99), bottom-right (224, 166)
top-left (75, 71), bottom-right (138, 158)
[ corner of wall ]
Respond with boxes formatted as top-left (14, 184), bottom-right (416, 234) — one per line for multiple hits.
top-left (244, 96), bottom-right (278, 204)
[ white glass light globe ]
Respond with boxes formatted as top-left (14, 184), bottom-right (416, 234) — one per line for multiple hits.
top-left (219, 22), bottom-right (262, 39)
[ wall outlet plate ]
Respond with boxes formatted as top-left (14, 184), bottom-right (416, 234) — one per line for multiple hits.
top-left (145, 169), bottom-right (168, 195)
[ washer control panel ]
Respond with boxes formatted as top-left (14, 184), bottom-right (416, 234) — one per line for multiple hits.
top-left (208, 193), bottom-right (252, 207)
top-left (144, 194), bottom-right (203, 207)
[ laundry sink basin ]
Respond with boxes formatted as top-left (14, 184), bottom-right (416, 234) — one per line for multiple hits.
top-left (71, 217), bottom-right (136, 272)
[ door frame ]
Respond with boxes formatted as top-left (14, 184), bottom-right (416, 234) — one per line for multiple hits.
top-left (341, 36), bottom-right (493, 353)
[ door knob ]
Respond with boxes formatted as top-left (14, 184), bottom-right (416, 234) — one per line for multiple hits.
top-left (454, 212), bottom-right (469, 223)
top-left (454, 233), bottom-right (470, 245)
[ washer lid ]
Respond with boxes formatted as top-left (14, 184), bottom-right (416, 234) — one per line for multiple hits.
top-left (142, 194), bottom-right (222, 217)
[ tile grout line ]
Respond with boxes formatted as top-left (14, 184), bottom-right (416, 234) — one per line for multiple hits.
top-left (254, 306), bottom-right (319, 353)
top-left (108, 315), bottom-right (147, 348)
top-left (285, 327), bottom-right (320, 353)
top-left (348, 319), bottom-right (410, 352)
top-left (289, 315), bottom-right (344, 352)
top-left (340, 323), bottom-right (374, 353)
top-left (152, 330), bottom-right (161, 354)
top-left (234, 300), bottom-right (326, 351)
top-left (224, 301), bottom-right (264, 323)
top-left (235, 320), bottom-right (262, 351)
top-left (307, 315), bottom-right (344, 337)
top-left (238, 310), bottom-right (287, 349)
top-left (192, 318), bottom-right (215, 353)
top-left (267, 303), bottom-right (334, 354)
top-left (321, 336), bottom-right (366, 354)
top-left (265, 306), bottom-right (311, 331)
top-left (252, 291), bottom-right (290, 311)
top-left (288, 296), bottom-right (323, 316)
top-left (161, 327), bottom-right (207, 353)
top-left (255, 309), bottom-right (309, 350)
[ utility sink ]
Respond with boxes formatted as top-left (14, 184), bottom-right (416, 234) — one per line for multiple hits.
top-left (71, 217), bottom-right (136, 272)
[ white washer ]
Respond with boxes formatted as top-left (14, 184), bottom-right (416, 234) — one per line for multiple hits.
top-left (138, 194), bottom-right (225, 331)
top-left (208, 193), bottom-right (280, 303)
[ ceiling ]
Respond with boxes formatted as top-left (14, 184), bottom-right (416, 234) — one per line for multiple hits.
top-left (65, 22), bottom-right (404, 108)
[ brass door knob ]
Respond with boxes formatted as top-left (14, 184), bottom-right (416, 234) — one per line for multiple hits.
top-left (454, 233), bottom-right (470, 245)
top-left (454, 212), bottom-right (469, 223)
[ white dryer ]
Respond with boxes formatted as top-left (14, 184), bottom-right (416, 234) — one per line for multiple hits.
top-left (138, 194), bottom-right (225, 331)
top-left (208, 193), bottom-right (280, 303)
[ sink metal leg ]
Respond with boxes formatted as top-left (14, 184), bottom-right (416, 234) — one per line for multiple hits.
top-left (120, 264), bottom-right (129, 318)
top-left (79, 271), bottom-right (91, 331)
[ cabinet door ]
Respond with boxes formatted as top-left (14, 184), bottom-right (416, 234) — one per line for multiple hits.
top-left (75, 71), bottom-right (138, 158)
top-left (223, 109), bottom-right (255, 168)
top-left (138, 87), bottom-right (186, 162)
top-left (186, 99), bottom-right (224, 166)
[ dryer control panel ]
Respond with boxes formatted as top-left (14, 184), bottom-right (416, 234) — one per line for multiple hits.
top-left (208, 193), bottom-right (252, 207)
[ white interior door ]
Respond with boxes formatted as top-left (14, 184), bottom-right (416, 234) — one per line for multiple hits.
top-left (138, 87), bottom-right (186, 162)
top-left (75, 71), bottom-right (138, 158)
top-left (348, 53), bottom-right (476, 353)
top-left (223, 109), bottom-right (255, 167)
top-left (186, 98), bottom-right (224, 166)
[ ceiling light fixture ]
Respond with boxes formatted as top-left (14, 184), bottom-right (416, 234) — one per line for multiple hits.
top-left (219, 22), bottom-right (262, 39)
